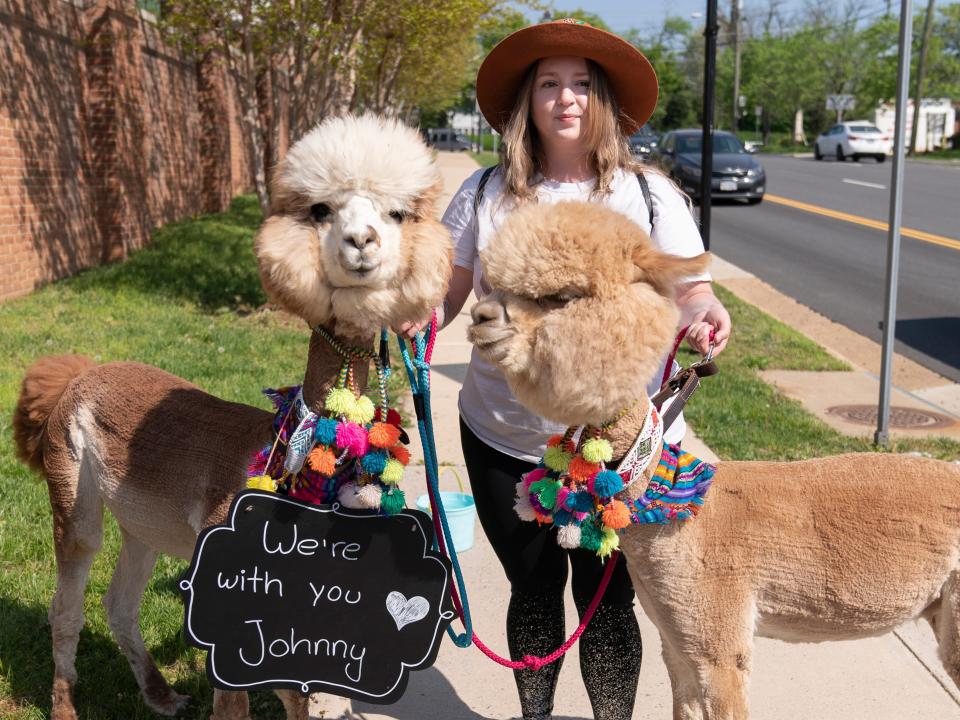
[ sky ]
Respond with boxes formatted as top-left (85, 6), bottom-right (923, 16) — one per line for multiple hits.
top-left (534, 1), bottom-right (899, 36)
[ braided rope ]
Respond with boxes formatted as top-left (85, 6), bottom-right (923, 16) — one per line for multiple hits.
top-left (315, 325), bottom-right (388, 411)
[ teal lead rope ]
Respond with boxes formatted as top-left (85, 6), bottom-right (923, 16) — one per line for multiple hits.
top-left (396, 316), bottom-right (474, 648)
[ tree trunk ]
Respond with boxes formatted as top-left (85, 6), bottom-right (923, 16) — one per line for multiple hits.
top-left (793, 108), bottom-right (806, 145)
top-left (909, 0), bottom-right (937, 155)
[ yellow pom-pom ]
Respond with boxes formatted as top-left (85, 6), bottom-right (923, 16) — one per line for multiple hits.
top-left (325, 387), bottom-right (356, 416)
top-left (581, 438), bottom-right (613, 464)
top-left (601, 499), bottom-right (632, 530)
top-left (246, 475), bottom-right (277, 492)
top-left (381, 458), bottom-right (404, 484)
top-left (598, 527), bottom-right (620, 558)
top-left (347, 395), bottom-right (376, 424)
top-left (543, 446), bottom-right (572, 473)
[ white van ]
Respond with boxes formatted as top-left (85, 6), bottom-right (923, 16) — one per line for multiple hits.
top-left (427, 128), bottom-right (472, 152)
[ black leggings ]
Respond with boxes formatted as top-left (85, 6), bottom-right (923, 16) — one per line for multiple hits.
top-left (459, 417), bottom-right (641, 720)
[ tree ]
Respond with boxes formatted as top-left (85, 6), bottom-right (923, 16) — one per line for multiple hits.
top-left (162, 0), bottom-right (512, 212)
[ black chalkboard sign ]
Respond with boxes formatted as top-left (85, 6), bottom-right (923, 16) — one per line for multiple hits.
top-left (180, 490), bottom-right (455, 703)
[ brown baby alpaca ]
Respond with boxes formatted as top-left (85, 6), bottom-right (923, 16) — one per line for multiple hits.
top-left (469, 200), bottom-right (960, 720)
top-left (13, 115), bottom-right (451, 720)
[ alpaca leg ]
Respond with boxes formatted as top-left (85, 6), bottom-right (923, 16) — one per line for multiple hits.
top-left (933, 571), bottom-right (960, 690)
top-left (662, 643), bottom-right (704, 720)
top-left (275, 689), bottom-right (309, 719)
top-left (698, 652), bottom-right (751, 720)
top-left (48, 493), bottom-right (103, 720)
top-left (103, 529), bottom-right (188, 716)
top-left (211, 689), bottom-right (251, 720)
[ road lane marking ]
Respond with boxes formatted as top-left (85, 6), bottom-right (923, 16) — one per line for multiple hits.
top-left (765, 194), bottom-right (960, 252)
top-left (842, 178), bottom-right (886, 189)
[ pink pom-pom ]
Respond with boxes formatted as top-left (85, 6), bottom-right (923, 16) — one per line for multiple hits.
top-left (336, 421), bottom-right (369, 457)
top-left (555, 486), bottom-right (570, 511)
top-left (523, 467), bottom-right (548, 489)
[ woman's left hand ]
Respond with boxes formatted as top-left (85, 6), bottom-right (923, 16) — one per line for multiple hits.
top-left (675, 282), bottom-right (732, 357)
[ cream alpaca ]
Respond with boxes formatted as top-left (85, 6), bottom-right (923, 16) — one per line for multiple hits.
top-left (469, 200), bottom-right (960, 720)
top-left (14, 114), bottom-right (450, 720)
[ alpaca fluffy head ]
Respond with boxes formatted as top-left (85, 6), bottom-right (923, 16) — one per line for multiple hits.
top-left (467, 201), bottom-right (709, 427)
top-left (255, 114), bottom-right (451, 336)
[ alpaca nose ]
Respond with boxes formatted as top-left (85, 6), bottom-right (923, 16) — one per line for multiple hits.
top-left (471, 298), bottom-right (507, 326)
top-left (344, 227), bottom-right (379, 250)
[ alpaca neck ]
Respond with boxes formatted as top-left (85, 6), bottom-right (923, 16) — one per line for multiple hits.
top-left (598, 398), bottom-right (655, 501)
top-left (301, 323), bottom-right (377, 413)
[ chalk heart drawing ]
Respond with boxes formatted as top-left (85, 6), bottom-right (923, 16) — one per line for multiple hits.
top-left (386, 591), bottom-right (430, 631)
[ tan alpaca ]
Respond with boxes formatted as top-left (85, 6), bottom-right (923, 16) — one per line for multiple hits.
top-left (13, 115), bottom-right (451, 720)
top-left (468, 200), bottom-right (960, 720)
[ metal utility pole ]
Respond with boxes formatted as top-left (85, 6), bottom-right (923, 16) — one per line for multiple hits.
top-left (875, 0), bottom-right (914, 447)
top-left (909, 0), bottom-right (936, 155)
top-left (731, 0), bottom-right (742, 134)
top-left (699, 0), bottom-right (719, 250)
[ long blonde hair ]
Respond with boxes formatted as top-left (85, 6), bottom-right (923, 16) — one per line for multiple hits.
top-left (500, 59), bottom-right (643, 202)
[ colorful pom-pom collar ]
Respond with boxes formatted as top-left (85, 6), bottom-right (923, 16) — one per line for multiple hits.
top-left (515, 403), bottom-right (714, 557)
top-left (246, 327), bottom-right (410, 515)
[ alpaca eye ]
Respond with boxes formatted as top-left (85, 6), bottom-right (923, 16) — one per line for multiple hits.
top-left (538, 292), bottom-right (578, 307)
top-left (310, 203), bottom-right (331, 222)
top-left (389, 210), bottom-right (408, 223)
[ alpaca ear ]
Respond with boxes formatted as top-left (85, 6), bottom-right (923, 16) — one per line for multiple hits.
top-left (412, 177), bottom-right (443, 220)
top-left (631, 248), bottom-right (711, 296)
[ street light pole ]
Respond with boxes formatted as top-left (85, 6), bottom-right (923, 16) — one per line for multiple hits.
top-left (875, 0), bottom-right (914, 447)
top-left (699, 0), bottom-right (719, 250)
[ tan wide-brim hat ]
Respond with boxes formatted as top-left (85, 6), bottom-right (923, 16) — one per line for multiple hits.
top-left (476, 18), bottom-right (658, 136)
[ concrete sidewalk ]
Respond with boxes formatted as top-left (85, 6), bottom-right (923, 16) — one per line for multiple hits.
top-left (346, 151), bottom-right (960, 719)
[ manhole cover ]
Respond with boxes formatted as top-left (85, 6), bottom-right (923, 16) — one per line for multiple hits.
top-left (827, 404), bottom-right (955, 429)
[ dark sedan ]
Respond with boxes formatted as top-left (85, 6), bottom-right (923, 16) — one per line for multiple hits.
top-left (654, 130), bottom-right (766, 204)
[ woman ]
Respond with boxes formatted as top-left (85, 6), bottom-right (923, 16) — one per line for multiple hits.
top-left (408, 19), bottom-right (731, 720)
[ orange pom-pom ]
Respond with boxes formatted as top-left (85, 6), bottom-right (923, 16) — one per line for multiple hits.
top-left (368, 422), bottom-right (401, 448)
top-left (602, 499), bottom-right (632, 530)
top-left (307, 446), bottom-right (336, 476)
top-left (390, 444), bottom-right (411, 465)
top-left (546, 434), bottom-right (564, 448)
top-left (546, 434), bottom-right (575, 453)
top-left (567, 456), bottom-right (600, 483)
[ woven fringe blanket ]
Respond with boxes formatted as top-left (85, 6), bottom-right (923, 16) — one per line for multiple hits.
top-left (627, 443), bottom-right (715, 524)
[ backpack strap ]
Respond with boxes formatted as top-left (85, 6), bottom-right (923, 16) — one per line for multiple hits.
top-left (636, 171), bottom-right (654, 229)
top-left (473, 165), bottom-right (498, 217)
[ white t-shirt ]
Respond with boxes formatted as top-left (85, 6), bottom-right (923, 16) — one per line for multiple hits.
top-left (442, 166), bottom-right (710, 462)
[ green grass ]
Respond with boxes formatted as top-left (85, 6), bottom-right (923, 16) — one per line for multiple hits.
top-left (0, 196), bottom-right (409, 719)
top-left (469, 151), bottom-right (499, 168)
top-left (680, 286), bottom-right (960, 461)
top-left (915, 146), bottom-right (960, 161)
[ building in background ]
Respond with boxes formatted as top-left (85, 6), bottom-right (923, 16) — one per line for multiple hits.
top-left (873, 98), bottom-right (956, 153)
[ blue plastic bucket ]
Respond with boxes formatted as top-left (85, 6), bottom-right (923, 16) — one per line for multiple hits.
top-left (416, 491), bottom-right (476, 553)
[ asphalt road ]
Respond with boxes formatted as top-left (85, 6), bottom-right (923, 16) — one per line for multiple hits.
top-left (705, 154), bottom-right (960, 383)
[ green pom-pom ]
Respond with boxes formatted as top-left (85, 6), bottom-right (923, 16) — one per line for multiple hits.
top-left (598, 527), bottom-right (620, 558)
top-left (578, 521), bottom-right (603, 553)
top-left (380, 488), bottom-right (406, 515)
top-left (325, 387), bottom-right (356, 416)
top-left (530, 478), bottom-right (562, 511)
top-left (381, 458), bottom-right (404, 484)
top-left (543, 446), bottom-right (572, 472)
top-left (347, 395), bottom-right (376, 424)
top-left (581, 438), bottom-right (613, 464)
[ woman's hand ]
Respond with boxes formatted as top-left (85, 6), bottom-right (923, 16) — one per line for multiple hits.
top-left (675, 281), bottom-right (731, 357)
top-left (394, 309), bottom-right (439, 340)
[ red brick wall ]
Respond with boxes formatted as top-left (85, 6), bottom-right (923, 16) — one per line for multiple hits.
top-left (0, 0), bottom-right (254, 302)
